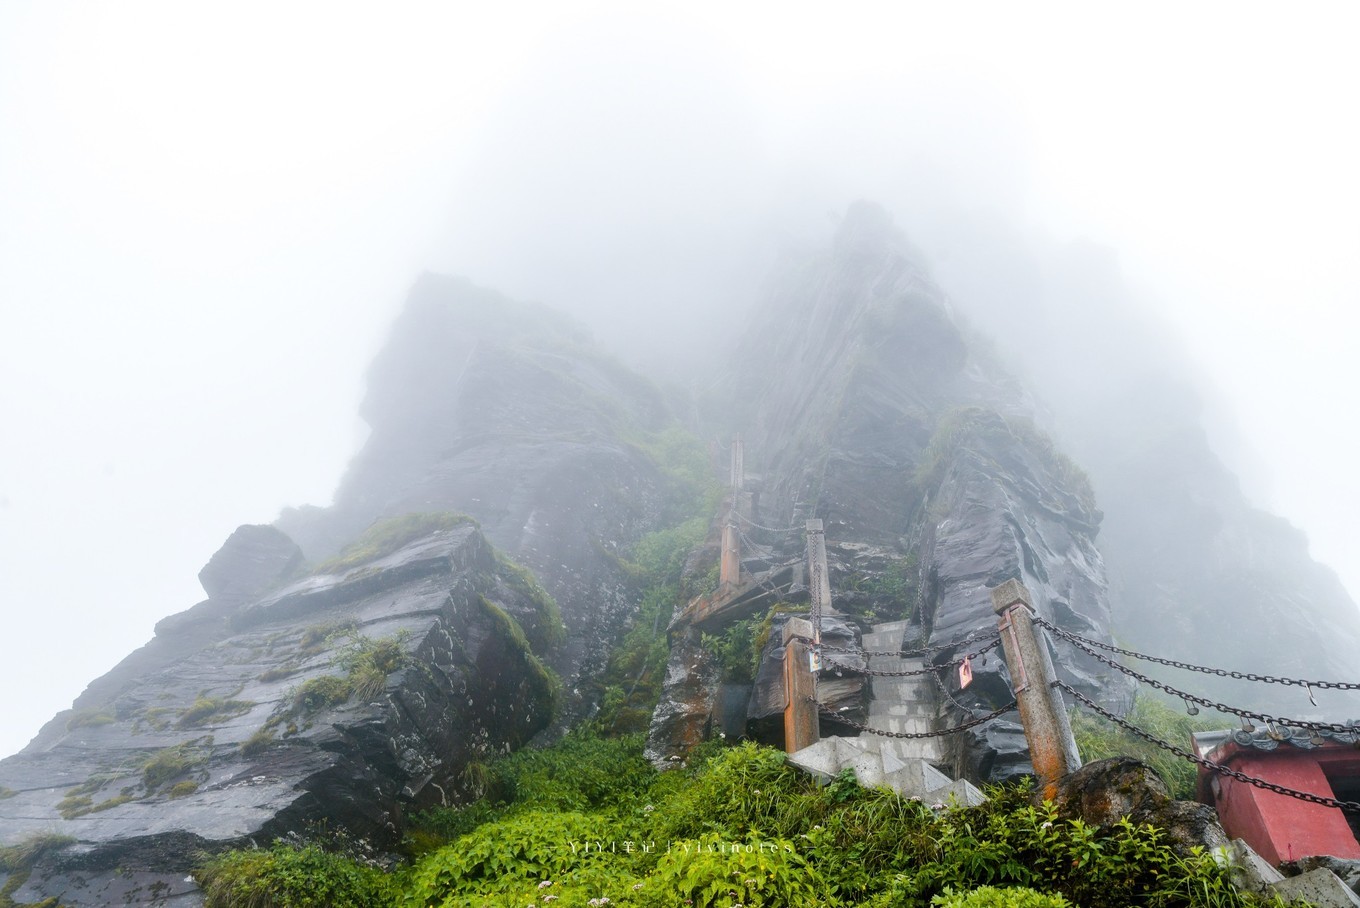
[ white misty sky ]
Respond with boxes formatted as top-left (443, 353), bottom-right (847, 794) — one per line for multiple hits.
top-left (1, 1), bottom-right (1358, 759)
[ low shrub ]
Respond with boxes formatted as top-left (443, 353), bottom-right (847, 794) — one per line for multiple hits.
top-left (196, 842), bottom-right (395, 908)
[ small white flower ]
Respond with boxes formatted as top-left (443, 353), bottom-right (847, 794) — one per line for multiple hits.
top-left (931, 802), bottom-right (946, 810)
top-left (744, 879), bottom-right (758, 886)
top-left (544, 897), bottom-right (558, 903)
top-left (539, 881), bottom-right (554, 889)
top-left (632, 883), bottom-right (644, 891)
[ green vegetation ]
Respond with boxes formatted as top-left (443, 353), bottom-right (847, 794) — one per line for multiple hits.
top-left (285, 631), bottom-right (414, 718)
top-left (1071, 694), bottom-right (1227, 800)
top-left (313, 512), bottom-right (478, 575)
top-left (915, 407), bottom-right (1096, 514)
top-left (491, 552), bottom-right (566, 652)
top-left (700, 614), bottom-right (763, 684)
top-left (625, 425), bottom-right (724, 525)
top-left (197, 736), bottom-right (1291, 908)
top-left (142, 740), bottom-right (210, 793)
top-left (196, 842), bottom-right (395, 908)
top-left (0, 787), bottom-right (16, 800)
top-left (168, 780), bottom-right (200, 799)
top-left (590, 517), bottom-right (709, 733)
top-left (65, 708), bottom-right (115, 731)
top-left (0, 832), bottom-right (74, 908)
top-left (933, 886), bottom-right (1073, 908)
top-left (178, 695), bottom-right (254, 727)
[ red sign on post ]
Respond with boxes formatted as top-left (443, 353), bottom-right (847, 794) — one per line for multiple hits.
top-left (958, 655), bottom-right (974, 689)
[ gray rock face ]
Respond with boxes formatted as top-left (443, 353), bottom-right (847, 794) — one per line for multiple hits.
top-left (652, 202), bottom-right (1131, 779)
top-left (0, 525), bottom-right (558, 906)
top-left (276, 275), bottom-right (684, 731)
top-left (197, 524), bottom-right (304, 603)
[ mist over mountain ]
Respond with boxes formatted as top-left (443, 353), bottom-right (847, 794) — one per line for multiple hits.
top-left (3, 198), bottom-right (1358, 903)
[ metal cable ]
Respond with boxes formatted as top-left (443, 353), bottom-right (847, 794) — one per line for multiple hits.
top-left (1034, 616), bottom-right (1360, 692)
top-left (732, 510), bottom-right (805, 534)
top-left (1046, 622), bottom-right (1360, 735)
top-left (811, 697), bottom-right (1017, 739)
top-left (824, 638), bottom-right (1003, 677)
top-left (822, 630), bottom-right (1002, 659)
top-left (1059, 681), bottom-right (1360, 812)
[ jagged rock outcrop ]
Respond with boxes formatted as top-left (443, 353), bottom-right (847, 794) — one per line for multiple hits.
top-left (276, 275), bottom-right (697, 730)
top-left (651, 202), bottom-right (1133, 778)
top-left (0, 522), bottom-right (559, 906)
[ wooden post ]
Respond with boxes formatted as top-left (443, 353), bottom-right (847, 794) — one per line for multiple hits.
top-left (783, 617), bottom-right (820, 753)
top-left (805, 520), bottom-right (830, 645)
top-left (990, 579), bottom-right (1081, 799)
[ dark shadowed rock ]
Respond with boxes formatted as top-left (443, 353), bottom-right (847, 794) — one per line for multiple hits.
top-left (1044, 757), bottom-right (1227, 854)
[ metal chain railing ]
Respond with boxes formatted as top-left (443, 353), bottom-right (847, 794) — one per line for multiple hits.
top-left (824, 638), bottom-right (1003, 677)
top-left (1043, 620), bottom-right (1360, 735)
top-left (822, 630), bottom-right (1002, 659)
top-left (1058, 681), bottom-right (1360, 812)
top-left (732, 510), bottom-right (805, 535)
top-left (811, 696), bottom-right (1017, 739)
top-left (1034, 615), bottom-right (1360, 692)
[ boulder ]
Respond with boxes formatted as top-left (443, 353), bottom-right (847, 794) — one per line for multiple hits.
top-left (0, 525), bottom-right (560, 906)
top-left (1043, 757), bottom-right (1228, 854)
top-left (197, 524), bottom-right (304, 603)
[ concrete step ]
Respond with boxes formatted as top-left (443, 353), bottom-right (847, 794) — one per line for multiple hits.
top-left (924, 778), bottom-right (987, 808)
top-left (868, 702), bottom-right (935, 719)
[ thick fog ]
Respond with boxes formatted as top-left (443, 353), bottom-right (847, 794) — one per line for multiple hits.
top-left (2, 2), bottom-right (1358, 759)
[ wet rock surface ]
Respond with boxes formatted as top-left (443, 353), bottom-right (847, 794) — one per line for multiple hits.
top-left (1044, 757), bottom-right (1228, 855)
top-left (276, 276), bottom-right (683, 733)
top-left (653, 202), bottom-right (1132, 780)
top-left (0, 525), bottom-right (558, 906)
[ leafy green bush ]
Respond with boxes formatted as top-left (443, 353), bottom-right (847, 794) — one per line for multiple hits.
top-left (196, 842), bottom-right (395, 908)
top-left (932, 885), bottom-right (1072, 908)
top-left (206, 738), bottom-right (1284, 908)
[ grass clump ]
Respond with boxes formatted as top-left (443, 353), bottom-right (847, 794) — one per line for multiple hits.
top-left (142, 740), bottom-right (209, 792)
top-left (1071, 693), bottom-right (1226, 799)
top-left (178, 696), bottom-right (254, 728)
top-left (167, 780), bottom-right (200, 799)
top-left (65, 708), bottom-right (115, 731)
top-left (0, 787), bottom-right (16, 800)
top-left (313, 512), bottom-right (476, 575)
top-left (0, 831), bottom-right (75, 907)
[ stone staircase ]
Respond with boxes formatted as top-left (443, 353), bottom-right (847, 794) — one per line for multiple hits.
top-left (789, 619), bottom-right (986, 806)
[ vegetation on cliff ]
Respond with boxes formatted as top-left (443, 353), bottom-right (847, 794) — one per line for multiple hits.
top-left (195, 736), bottom-right (1291, 908)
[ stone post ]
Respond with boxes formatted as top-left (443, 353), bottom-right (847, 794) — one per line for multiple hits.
top-left (720, 519), bottom-right (740, 590)
top-left (990, 579), bottom-right (1081, 799)
top-left (805, 520), bottom-right (831, 646)
top-left (783, 617), bottom-right (820, 753)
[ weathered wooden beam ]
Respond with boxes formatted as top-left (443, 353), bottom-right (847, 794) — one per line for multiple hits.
top-left (783, 617), bottom-right (820, 753)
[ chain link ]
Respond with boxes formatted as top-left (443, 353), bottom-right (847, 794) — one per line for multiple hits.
top-left (732, 510), bottom-right (806, 535)
top-left (1034, 616), bottom-right (1360, 691)
top-left (823, 631), bottom-right (1002, 659)
top-left (1058, 681), bottom-right (1360, 812)
top-left (1044, 621), bottom-right (1360, 735)
top-left (811, 697), bottom-right (1017, 739)
top-left (825, 638), bottom-right (1004, 677)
